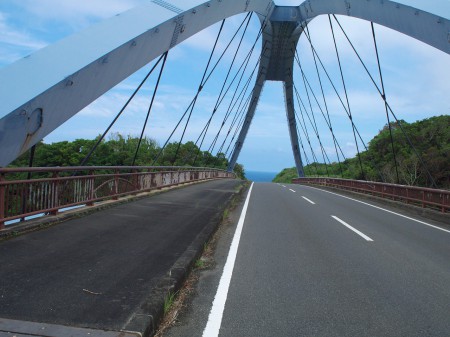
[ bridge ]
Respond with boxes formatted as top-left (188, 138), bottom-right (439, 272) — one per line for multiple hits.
top-left (0, 0), bottom-right (449, 336)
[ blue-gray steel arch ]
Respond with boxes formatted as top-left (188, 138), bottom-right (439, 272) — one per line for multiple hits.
top-left (0, 0), bottom-right (448, 168)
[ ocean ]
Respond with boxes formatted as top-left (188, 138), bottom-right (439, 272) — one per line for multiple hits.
top-left (245, 170), bottom-right (278, 182)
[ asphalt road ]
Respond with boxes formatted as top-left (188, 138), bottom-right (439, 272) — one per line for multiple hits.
top-left (166, 182), bottom-right (450, 337)
top-left (0, 179), bottom-right (241, 332)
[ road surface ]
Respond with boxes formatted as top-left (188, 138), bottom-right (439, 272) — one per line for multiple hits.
top-left (0, 179), bottom-right (241, 335)
top-left (166, 182), bottom-right (450, 337)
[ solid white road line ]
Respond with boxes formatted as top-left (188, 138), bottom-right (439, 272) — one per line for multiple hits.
top-left (331, 215), bottom-right (374, 242)
top-left (202, 182), bottom-right (254, 337)
top-left (304, 185), bottom-right (450, 234)
top-left (289, 189), bottom-right (296, 193)
top-left (301, 196), bottom-right (315, 205)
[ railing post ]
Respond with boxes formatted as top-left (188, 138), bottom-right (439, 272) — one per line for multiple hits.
top-left (0, 173), bottom-right (5, 229)
top-left (49, 171), bottom-right (59, 216)
top-left (133, 169), bottom-right (140, 192)
top-left (86, 170), bottom-right (95, 206)
top-left (113, 169), bottom-right (119, 200)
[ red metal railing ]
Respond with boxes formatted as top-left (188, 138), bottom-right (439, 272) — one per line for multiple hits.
top-left (292, 177), bottom-right (449, 213)
top-left (0, 166), bottom-right (235, 228)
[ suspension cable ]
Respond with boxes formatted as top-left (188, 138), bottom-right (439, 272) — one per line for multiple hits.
top-left (294, 49), bottom-right (347, 165)
top-left (304, 25), bottom-right (344, 177)
top-left (294, 53), bottom-right (333, 175)
top-left (208, 38), bottom-right (261, 154)
top-left (132, 51), bottom-right (168, 165)
top-left (179, 72), bottom-right (254, 165)
top-left (171, 19), bottom-right (226, 164)
top-left (152, 13), bottom-right (251, 165)
top-left (331, 15), bottom-right (436, 187)
top-left (295, 107), bottom-right (319, 176)
top-left (216, 57), bottom-right (259, 155)
top-left (301, 25), bottom-right (386, 182)
top-left (226, 104), bottom-right (250, 160)
top-left (193, 13), bottom-right (253, 165)
top-left (301, 26), bottom-right (372, 154)
top-left (217, 41), bottom-right (270, 158)
top-left (297, 74), bottom-right (332, 176)
top-left (328, 15), bottom-right (366, 180)
top-left (371, 22), bottom-right (400, 184)
top-left (224, 92), bottom-right (253, 157)
top-left (294, 86), bottom-right (322, 175)
top-left (293, 84), bottom-right (320, 175)
top-left (294, 112), bottom-right (313, 176)
top-left (209, 39), bottom-right (266, 155)
top-left (225, 60), bottom-right (269, 161)
top-left (79, 54), bottom-right (165, 166)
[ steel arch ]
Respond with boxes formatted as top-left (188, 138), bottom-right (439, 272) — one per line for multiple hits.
top-left (0, 0), bottom-right (448, 168)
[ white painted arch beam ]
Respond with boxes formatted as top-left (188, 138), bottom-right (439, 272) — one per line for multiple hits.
top-left (0, 0), bottom-right (274, 167)
top-left (299, 0), bottom-right (450, 54)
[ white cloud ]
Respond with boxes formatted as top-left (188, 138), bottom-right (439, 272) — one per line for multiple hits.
top-left (0, 13), bottom-right (47, 49)
top-left (21, 0), bottom-right (146, 21)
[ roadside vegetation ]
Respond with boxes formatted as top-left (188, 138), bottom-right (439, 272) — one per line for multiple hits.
top-left (273, 115), bottom-right (449, 189)
top-left (8, 132), bottom-right (246, 179)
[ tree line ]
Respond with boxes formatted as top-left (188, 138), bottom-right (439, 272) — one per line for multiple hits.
top-left (273, 115), bottom-right (449, 189)
top-left (8, 132), bottom-right (245, 179)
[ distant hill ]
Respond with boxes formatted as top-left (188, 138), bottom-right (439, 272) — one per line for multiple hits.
top-left (273, 115), bottom-right (449, 189)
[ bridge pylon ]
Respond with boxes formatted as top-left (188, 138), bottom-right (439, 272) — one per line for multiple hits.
top-left (228, 7), bottom-right (306, 177)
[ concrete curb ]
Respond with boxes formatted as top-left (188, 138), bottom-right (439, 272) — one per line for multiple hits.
top-left (0, 179), bottom-right (227, 241)
top-left (122, 180), bottom-right (247, 337)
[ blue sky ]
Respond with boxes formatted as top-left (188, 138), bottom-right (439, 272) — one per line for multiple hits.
top-left (0, 0), bottom-right (449, 172)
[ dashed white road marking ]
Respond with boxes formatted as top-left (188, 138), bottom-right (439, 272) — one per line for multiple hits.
top-left (301, 196), bottom-right (316, 204)
top-left (289, 189), bottom-right (296, 193)
top-left (331, 215), bottom-right (374, 242)
top-left (303, 185), bottom-right (450, 234)
top-left (305, 186), bottom-right (450, 233)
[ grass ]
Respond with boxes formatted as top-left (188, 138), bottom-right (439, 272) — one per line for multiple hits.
top-left (163, 291), bottom-right (177, 315)
top-left (194, 258), bottom-right (205, 269)
top-left (222, 208), bottom-right (229, 221)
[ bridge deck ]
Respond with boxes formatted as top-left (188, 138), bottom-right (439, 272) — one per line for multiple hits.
top-left (0, 179), bottom-right (241, 335)
top-left (165, 182), bottom-right (450, 337)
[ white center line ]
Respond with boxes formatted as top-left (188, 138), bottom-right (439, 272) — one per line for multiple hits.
top-left (331, 215), bottom-right (374, 242)
top-left (304, 185), bottom-right (450, 234)
top-left (301, 196), bottom-right (315, 204)
top-left (281, 185), bottom-right (286, 188)
top-left (202, 183), bottom-right (254, 337)
top-left (289, 189), bottom-right (296, 193)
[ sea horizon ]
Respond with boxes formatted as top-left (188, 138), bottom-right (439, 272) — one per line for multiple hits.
top-left (245, 170), bottom-right (279, 182)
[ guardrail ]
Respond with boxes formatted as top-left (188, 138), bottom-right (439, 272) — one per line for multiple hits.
top-left (0, 166), bottom-right (235, 228)
top-left (292, 177), bottom-right (449, 213)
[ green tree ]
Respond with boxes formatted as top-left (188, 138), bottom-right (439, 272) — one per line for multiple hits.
top-left (273, 115), bottom-right (449, 189)
top-left (8, 134), bottom-right (245, 178)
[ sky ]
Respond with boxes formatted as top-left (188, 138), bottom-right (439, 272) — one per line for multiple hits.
top-left (0, 0), bottom-right (449, 173)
